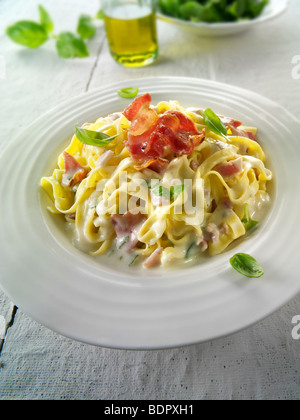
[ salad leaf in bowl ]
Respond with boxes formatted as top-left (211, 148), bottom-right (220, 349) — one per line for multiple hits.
top-left (157, 0), bottom-right (288, 36)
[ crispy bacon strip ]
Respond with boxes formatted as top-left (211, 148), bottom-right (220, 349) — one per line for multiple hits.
top-left (134, 157), bottom-right (169, 174)
top-left (123, 94), bottom-right (202, 170)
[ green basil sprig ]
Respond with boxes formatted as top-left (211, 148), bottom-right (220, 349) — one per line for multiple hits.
top-left (241, 203), bottom-right (259, 231)
top-left (203, 108), bottom-right (228, 139)
top-left (230, 253), bottom-right (264, 278)
top-left (150, 182), bottom-right (186, 201)
top-left (118, 87), bottom-right (139, 99)
top-left (77, 14), bottom-right (97, 40)
top-left (6, 4), bottom-right (103, 58)
top-left (38, 4), bottom-right (54, 34)
top-left (74, 124), bottom-right (118, 146)
top-left (6, 21), bottom-right (49, 49)
top-left (185, 242), bottom-right (196, 259)
top-left (56, 33), bottom-right (89, 59)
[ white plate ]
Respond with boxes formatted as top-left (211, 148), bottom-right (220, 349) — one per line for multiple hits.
top-left (1, 76), bottom-right (300, 350)
top-left (157, 0), bottom-right (288, 36)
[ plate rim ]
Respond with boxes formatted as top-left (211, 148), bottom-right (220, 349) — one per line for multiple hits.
top-left (1, 76), bottom-right (300, 350)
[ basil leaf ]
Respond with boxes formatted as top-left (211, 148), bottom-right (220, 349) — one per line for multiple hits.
top-left (6, 20), bottom-right (48, 48)
top-left (170, 184), bottom-right (186, 200)
top-left (151, 184), bottom-right (170, 198)
top-left (75, 125), bottom-right (118, 146)
top-left (230, 253), bottom-right (264, 278)
top-left (96, 9), bottom-right (104, 19)
top-left (185, 242), bottom-right (196, 259)
top-left (151, 183), bottom-right (186, 201)
top-left (203, 108), bottom-right (228, 138)
top-left (117, 87), bottom-right (139, 99)
top-left (77, 14), bottom-right (97, 40)
top-left (241, 204), bottom-right (259, 231)
top-left (56, 32), bottom-right (89, 58)
top-left (38, 5), bottom-right (54, 34)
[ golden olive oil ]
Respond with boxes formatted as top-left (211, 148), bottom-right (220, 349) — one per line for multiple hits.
top-left (104, 4), bottom-right (158, 67)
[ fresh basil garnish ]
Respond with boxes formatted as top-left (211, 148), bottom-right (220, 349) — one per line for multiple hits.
top-left (117, 87), bottom-right (139, 99)
top-left (77, 14), bottom-right (97, 40)
top-left (6, 21), bottom-right (49, 48)
top-left (96, 9), bottom-right (104, 19)
top-left (185, 242), bottom-right (196, 259)
top-left (150, 182), bottom-right (186, 201)
top-left (56, 32), bottom-right (89, 58)
top-left (230, 253), bottom-right (264, 278)
top-left (170, 184), bottom-right (186, 201)
top-left (203, 108), bottom-right (228, 138)
top-left (241, 204), bottom-right (259, 231)
top-left (151, 183), bottom-right (170, 199)
top-left (38, 5), bottom-right (54, 34)
top-left (6, 5), bottom-right (92, 59)
top-left (74, 124), bottom-right (118, 146)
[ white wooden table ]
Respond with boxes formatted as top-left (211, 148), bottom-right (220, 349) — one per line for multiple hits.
top-left (0, 0), bottom-right (300, 400)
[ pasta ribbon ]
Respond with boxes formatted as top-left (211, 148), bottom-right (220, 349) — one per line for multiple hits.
top-left (40, 100), bottom-right (272, 268)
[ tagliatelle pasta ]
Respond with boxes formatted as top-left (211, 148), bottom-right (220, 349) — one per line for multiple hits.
top-left (41, 94), bottom-right (272, 268)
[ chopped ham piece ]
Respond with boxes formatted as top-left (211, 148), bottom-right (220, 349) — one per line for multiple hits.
top-left (198, 238), bottom-right (208, 252)
top-left (228, 124), bottom-right (256, 141)
top-left (143, 247), bottom-right (163, 268)
top-left (219, 115), bottom-right (242, 128)
top-left (215, 157), bottom-right (243, 178)
top-left (62, 151), bottom-right (85, 187)
top-left (205, 223), bottom-right (220, 243)
top-left (134, 157), bottom-right (169, 174)
top-left (220, 197), bottom-right (234, 210)
top-left (111, 211), bottom-right (146, 252)
top-left (190, 160), bottom-right (200, 171)
top-left (123, 94), bottom-right (203, 172)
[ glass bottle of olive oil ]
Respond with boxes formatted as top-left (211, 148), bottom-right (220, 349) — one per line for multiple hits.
top-left (103, 1), bottom-right (158, 67)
